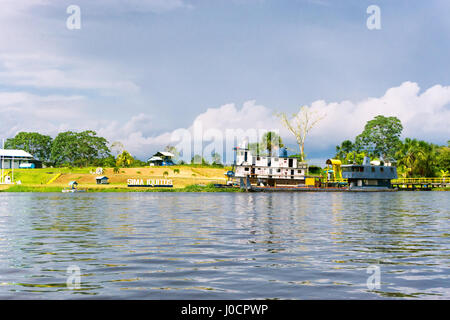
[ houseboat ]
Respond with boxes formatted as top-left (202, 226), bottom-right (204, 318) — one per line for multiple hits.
top-left (233, 145), bottom-right (309, 188)
top-left (232, 142), bottom-right (398, 191)
top-left (341, 157), bottom-right (398, 190)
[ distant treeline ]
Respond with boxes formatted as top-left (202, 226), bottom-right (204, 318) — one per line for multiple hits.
top-left (5, 131), bottom-right (122, 167)
top-left (4, 131), bottom-right (223, 168)
top-left (334, 115), bottom-right (450, 177)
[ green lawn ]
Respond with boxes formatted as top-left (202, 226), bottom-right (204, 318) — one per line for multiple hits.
top-left (7, 168), bottom-right (94, 185)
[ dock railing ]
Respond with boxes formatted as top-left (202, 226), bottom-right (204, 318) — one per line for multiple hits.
top-left (392, 178), bottom-right (448, 184)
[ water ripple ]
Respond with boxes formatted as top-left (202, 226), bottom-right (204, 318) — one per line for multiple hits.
top-left (0, 192), bottom-right (448, 299)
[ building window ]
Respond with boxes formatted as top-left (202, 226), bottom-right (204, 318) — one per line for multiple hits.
top-left (245, 167), bottom-right (249, 171)
top-left (257, 157), bottom-right (260, 161)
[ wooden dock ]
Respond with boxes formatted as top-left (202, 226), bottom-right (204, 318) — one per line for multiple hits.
top-left (391, 178), bottom-right (449, 190)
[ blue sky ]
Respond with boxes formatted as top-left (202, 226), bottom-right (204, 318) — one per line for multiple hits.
top-left (1, 0), bottom-right (449, 164)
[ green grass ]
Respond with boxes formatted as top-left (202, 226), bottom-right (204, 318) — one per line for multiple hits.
top-left (2, 185), bottom-right (63, 192)
top-left (8, 167), bottom-right (96, 185)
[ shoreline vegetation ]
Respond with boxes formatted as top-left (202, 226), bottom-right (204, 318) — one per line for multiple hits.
top-left (0, 166), bottom-right (448, 193)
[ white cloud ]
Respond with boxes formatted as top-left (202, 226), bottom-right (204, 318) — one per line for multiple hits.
top-left (0, 91), bottom-right (87, 138)
top-left (0, 54), bottom-right (140, 94)
top-left (92, 0), bottom-right (191, 13)
top-left (307, 81), bottom-right (450, 152)
top-left (1, 82), bottom-right (449, 163)
top-left (105, 82), bottom-right (450, 160)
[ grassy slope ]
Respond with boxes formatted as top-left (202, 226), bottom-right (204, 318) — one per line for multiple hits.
top-left (1, 166), bottom-right (235, 192)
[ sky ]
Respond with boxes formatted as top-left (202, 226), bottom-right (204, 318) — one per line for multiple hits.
top-left (0, 0), bottom-right (449, 165)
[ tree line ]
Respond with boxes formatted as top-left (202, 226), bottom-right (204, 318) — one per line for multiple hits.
top-left (4, 131), bottom-right (146, 168)
top-left (334, 115), bottom-right (450, 177)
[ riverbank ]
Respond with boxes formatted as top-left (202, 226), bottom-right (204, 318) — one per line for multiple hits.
top-left (0, 183), bottom-right (242, 193)
top-left (1, 166), bottom-right (448, 192)
top-left (0, 166), bottom-right (238, 192)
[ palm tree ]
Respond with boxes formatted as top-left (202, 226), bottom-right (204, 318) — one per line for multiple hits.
top-left (335, 140), bottom-right (354, 163)
top-left (395, 138), bottom-right (422, 177)
top-left (261, 131), bottom-right (284, 157)
top-left (395, 139), bottom-right (437, 177)
top-left (116, 150), bottom-right (134, 167)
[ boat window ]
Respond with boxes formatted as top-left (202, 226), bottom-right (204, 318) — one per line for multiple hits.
top-left (390, 167), bottom-right (394, 172)
top-left (245, 167), bottom-right (249, 171)
top-left (274, 158), bottom-right (278, 161)
top-left (371, 167), bottom-right (375, 172)
top-left (380, 167), bottom-right (384, 172)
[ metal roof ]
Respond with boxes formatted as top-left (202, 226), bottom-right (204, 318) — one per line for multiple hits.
top-left (148, 156), bottom-right (163, 161)
top-left (0, 149), bottom-right (34, 158)
top-left (155, 151), bottom-right (175, 157)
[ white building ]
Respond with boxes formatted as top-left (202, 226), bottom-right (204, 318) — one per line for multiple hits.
top-left (0, 149), bottom-right (36, 169)
top-left (234, 147), bottom-right (308, 187)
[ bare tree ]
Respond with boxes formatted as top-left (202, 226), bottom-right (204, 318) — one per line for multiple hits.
top-left (278, 106), bottom-right (325, 162)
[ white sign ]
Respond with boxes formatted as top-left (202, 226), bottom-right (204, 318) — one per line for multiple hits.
top-left (127, 178), bottom-right (173, 187)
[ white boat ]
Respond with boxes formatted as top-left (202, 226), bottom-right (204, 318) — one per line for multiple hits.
top-left (62, 188), bottom-right (86, 193)
top-left (62, 181), bottom-right (86, 193)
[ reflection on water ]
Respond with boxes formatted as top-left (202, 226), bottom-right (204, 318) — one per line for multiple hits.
top-left (0, 192), bottom-right (448, 299)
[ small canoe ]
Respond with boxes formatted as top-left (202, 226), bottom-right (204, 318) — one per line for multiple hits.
top-left (62, 189), bottom-right (86, 193)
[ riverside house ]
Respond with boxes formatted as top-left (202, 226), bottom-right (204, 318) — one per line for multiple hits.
top-left (147, 151), bottom-right (175, 166)
top-left (0, 149), bottom-right (40, 169)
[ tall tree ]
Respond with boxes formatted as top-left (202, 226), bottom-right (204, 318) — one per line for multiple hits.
top-left (116, 150), bottom-right (134, 167)
top-left (50, 131), bottom-right (79, 165)
top-left (355, 115), bottom-right (403, 161)
top-left (5, 132), bottom-right (52, 162)
top-left (395, 138), bottom-right (437, 177)
top-left (278, 106), bottom-right (325, 161)
top-left (436, 143), bottom-right (450, 172)
top-left (335, 140), bottom-right (354, 163)
top-left (77, 130), bottom-right (110, 166)
top-left (260, 131), bottom-right (284, 157)
top-left (50, 131), bottom-right (110, 166)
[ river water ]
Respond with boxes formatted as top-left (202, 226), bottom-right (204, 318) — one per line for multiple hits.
top-left (0, 192), bottom-right (448, 299)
